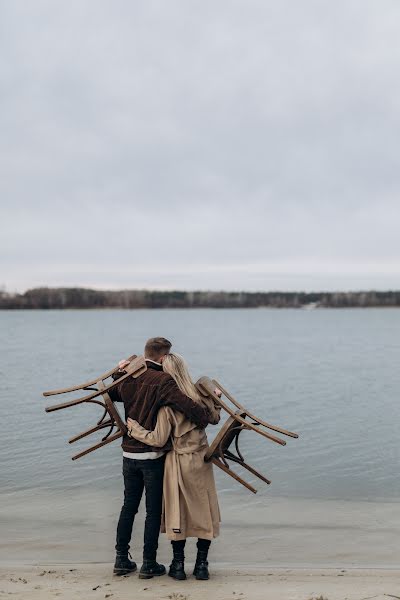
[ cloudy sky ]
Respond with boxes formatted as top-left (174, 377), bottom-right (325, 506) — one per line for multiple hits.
top-left (1, 1), bottom-right (400, 292)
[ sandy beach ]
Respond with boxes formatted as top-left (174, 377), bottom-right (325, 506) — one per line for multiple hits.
top-left (1, 565), bottom-right (398, 600)
top-left (2, 496), bottom-right (399, 600)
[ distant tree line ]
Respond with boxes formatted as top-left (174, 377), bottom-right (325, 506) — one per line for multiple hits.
top-left (1, 287), bottom-right (400, 309)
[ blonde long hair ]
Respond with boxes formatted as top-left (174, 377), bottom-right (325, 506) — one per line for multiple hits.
top-left (163, 353), bottom-right (202, 402)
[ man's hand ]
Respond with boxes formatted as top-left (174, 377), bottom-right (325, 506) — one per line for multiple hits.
top-left (118, 359), bottom-right (130, 371)
top-left (214, 387), bottom-right (222, 398)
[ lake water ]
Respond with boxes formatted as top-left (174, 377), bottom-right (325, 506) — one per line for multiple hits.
top-left (1, 308), bottom-right (400, 567)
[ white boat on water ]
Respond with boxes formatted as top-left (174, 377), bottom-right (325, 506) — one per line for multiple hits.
top-left (301, 302), bottom-right (319, 310)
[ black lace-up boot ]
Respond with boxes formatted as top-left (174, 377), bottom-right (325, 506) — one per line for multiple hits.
top-left (139, 560), bottom-right (166, 579)
top-left (193, 549), bottom-right (209, 580)
top-left (168, 541), bottom-right (186, 581)
top-left (113, 551), bottom-right (137, 576)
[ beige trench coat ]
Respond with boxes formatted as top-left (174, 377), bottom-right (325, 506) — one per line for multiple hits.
top-left (128, 398), bottom-right (221, 541)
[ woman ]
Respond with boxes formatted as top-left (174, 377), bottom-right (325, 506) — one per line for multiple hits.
top-left (127, 353), bottom-right (221, 581)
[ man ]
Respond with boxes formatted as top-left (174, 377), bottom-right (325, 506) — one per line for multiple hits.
top-left (109, 337), bottom-right (212, 579)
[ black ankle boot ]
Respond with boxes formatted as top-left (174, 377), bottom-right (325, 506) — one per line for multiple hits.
top-left (168, 551), bottom-right (186, 581)
top-left (113, 552), bottom-right (137, 576)
top-left (193, 550), bottom-right (209, 580)
top-left (139, 560), bottom-right (166, 579)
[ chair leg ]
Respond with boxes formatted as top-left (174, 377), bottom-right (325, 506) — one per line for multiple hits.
top-left (211, 379), bottom-right (299, 438)
top-left (226, 454), bottom-right (271, 484)
top-left (69, 420), bottom-right (113, 443)
top-left (211, 458), bottom-right (257, 494)
top-left (71, 431), bottom-right (123, 461)
top-left (43, 354), bottom-right (138, 396)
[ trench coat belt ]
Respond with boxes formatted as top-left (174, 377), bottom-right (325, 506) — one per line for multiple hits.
top-left (171, 443), bottom-right (208, 455)
top-left (169, 450), bottom-right (183, 531)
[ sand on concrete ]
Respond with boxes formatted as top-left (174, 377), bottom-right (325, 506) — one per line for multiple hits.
top-left (0, 565), bottom-right (399, 600)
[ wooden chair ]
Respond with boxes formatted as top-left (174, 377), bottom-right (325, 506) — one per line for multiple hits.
top-left (43, 355), bottom-right (147, 460)
top-left (196, 376), bottom-right (299, 493)
top-left (44, 362), bottom-right (298, 490)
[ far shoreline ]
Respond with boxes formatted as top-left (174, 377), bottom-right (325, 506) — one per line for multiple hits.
top-left (2, 305), bottom-right (400, 310)
top-left (2, 287), bottom-right (400, 309)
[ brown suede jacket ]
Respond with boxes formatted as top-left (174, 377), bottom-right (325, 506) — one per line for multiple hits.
top-left (109, 361), bottom-right (212, 453)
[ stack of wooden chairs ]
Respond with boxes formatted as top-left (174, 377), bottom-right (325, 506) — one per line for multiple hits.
top-left (44, 357), bottom-right (298, 492)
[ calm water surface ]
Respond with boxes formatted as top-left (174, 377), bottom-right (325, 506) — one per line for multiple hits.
top-left (1, 308), bottom-right (400, 565)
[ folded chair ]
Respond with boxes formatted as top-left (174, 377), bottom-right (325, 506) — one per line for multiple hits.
top-left (43, 355), bottom-right (147, 460)
top-left (195, 376), bottom-right (299, 493)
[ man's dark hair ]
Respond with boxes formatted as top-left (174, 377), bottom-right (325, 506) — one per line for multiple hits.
top-left (144, 337), bottom-right (172, 361)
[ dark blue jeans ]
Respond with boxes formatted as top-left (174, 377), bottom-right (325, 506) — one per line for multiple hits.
top-left (115, 455), bottom-right (165, 561)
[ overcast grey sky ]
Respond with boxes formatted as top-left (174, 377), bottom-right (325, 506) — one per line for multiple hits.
top-left (1, 1), bottom-right (400, 292)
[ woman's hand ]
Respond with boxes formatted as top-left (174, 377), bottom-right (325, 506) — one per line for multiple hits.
top-left (127, 417), bottom-right (136, 430)
top-left (126, 417), bottom-right (135, 437)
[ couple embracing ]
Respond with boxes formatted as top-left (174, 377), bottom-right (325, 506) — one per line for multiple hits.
top-left (109, 337), bottom-right (221, 581)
